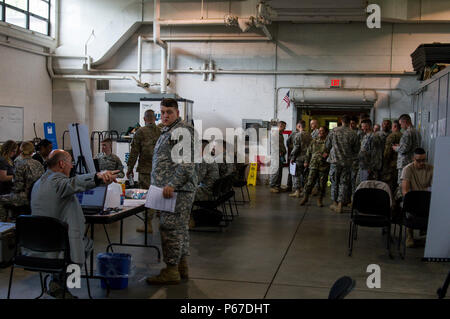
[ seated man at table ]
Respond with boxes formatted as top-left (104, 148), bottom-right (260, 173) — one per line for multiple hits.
top-left (400, 147), bottom-right (434, 248)
top-left (29, 149), bottom-right (119, 298)
top-left (95, 138), bottom-right (125, 178)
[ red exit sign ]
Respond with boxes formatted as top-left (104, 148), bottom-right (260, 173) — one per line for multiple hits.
top-left (330, 79), bottom-right (342, 88)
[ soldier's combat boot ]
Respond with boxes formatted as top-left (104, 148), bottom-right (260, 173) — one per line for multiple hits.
top-left (336, 202), bottom-right (343, 214)
top-left (270, 187), bottom-right (280, 193)
top-left (178, 257), bottom-right (189, 280)
top-left (289, 190), bottom-right (301, 198)
top-left (136, 220), bottom-right (153, 233)
top-left (146, 265), bottom-right (181, 285)
top-left (189, 216), bottom-right (195, 230)
top-left (300, 194), bottom-right (309, 206)
top-left (317, 196), bottom-right (323, 207)
top-left (329, 201), bottom-right (338, 212)
top-left (406, 228), bottom-right (415, 248)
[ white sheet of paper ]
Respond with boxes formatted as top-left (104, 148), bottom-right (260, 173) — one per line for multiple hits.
top-left (289, 162), bottom-right (296, 176)
top-left (145, 185), bottom-right (177, 213)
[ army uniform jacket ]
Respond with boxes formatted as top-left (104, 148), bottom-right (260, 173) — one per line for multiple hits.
top-left (358, 132), bottom-right (383, 171)
top-left (290, 131), bottom-right (312, 163)
top-left (305, 137), bottom-right (329, 171)
top-left (10, 157), bottom-right (44, 205)
top-left (396, 126), bottom-right (421, 169)
top-left (128, 123), bottom-right (161, 174)
top-left (384, 131), bottom-right (402, 169)
top-left (96, 153), bottom-right (124, 178)
top-left (325, 125), bottom-right (359, 166)
top-left (151, 118), bottom-right (197, 192)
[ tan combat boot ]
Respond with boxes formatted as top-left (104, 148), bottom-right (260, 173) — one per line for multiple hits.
top-left (329, 201), bottom-right (338, 212)
top-left (189, 216), bottom-right (195, 229)
top-left (146, 265), bottom-right (181, 285)
top-left (178, 257), bottom-right (189, 280)
top-left (317, 196), bottom-right (323, 207)
top-left (300, 194), bottom-right (309, 206)
top-left (289, 190), bottom-right (301, 198)
top-left (136, 221), bottom-right (153, 233)
top-left (336, 202), bottom-right (343, 214)
top-left (406, 228), bottom-right (415, 248)
top-left (270, 187), bottom-right (280, 193)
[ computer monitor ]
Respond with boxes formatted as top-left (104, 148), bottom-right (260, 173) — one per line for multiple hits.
top-left (76, 186), bottom-right (107, 210)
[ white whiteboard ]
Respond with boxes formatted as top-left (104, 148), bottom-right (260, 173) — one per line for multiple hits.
top-left (0, 106), bottom-right (24, 142)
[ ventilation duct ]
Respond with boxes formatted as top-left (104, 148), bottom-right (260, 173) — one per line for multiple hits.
top-left (291, 89), bottom-right (377, 105)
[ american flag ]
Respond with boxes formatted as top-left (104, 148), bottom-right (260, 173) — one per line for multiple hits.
top-left (283, 90), bottom-right (291, 108)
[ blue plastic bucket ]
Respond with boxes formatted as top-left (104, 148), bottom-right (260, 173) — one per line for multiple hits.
top-left (97, 253), bottom-right (131, 290)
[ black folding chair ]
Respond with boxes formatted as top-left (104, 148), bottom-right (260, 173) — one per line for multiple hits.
top-left (192, 178), bottom-right (231, 229)
top-left (233, 164), bottom-right (250, 204)
top-left (328, 276), bottom-right (356, 299)
top-left (437, 271), bottom-right (450, 299)
top-left (348, 188), bottom-right (392, 258)
top-left (398, 191), bottom-right (431, 259)
top-left (7, 215), bottom-right (92, 299)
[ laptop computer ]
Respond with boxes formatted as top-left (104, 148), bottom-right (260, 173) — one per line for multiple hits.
top-left (76, 186), bottom-right (108, 215)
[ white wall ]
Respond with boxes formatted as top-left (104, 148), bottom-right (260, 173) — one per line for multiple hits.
top-left (74, 21), bottom-right (450, 134)
top-left (0, 41), bottom-right (52, 142)
top-left (50, 0), bottom-right (450, 136)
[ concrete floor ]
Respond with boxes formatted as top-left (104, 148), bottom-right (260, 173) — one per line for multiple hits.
top-left (0, 185), bottom-right (448, 299)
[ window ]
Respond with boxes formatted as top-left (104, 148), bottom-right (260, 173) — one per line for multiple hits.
top-left (1, 0), bottom-right (50, 36)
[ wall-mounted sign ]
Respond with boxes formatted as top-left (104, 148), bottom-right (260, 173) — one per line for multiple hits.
top-left (330, 79), bottom-right (342, 88)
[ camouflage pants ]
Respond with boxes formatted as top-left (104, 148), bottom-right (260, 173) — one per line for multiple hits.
top-left (158, 191), bottom-right (194, 266)
top-left (194, 187), bottom-right (213, 202)
top-left (329, 164), bottom-right (351, 204)
top-left (287, 173), bottom-right (293, 189)
top-left (138, 173), bottom-right (151, 190)
top-left (351, 163), bottom-right (358, 196)
top-left (304, 168), bottom-right (330, 197)
top-left (397, 168), bottom-right (405, 186)
top-left (269, 156), bottom-right (284, 188)
top-left (382, 166), bottom-right (398, 194)
top-left (293, 162), bottom-right (307, 190)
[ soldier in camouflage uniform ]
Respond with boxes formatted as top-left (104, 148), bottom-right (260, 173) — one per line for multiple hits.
top-left (269, 121), bottom-right (287, 193)
top-left (357, 119), bottom-right (383, 184)
top-left (289, 121), bottom-right (312, 198)
top-left (146, 98), bottom-right (197, 285)
top-left (286, 130), bottom-right (296, 192)
top-left (127, 109), bottom-right (161, 233)
top-left (215, 141), bottom-right (235, 178)
top-left (325, 115), bottom-right (359, 213)
top-left (382, 120), bottom-right (402, 193)
top-left (0, 142), bottom-right (44, 219)
top-left (310, 119), bottom-right (319, 139)
top-left (376, 120), bottom-right (392, 178)
top-left (393, 114), bottom-right (422, 185)
top-left (349, 117), bottom-right (361, 198)
top-left (95, 138), bottom-right (124, 178)
top-left (300, 126), bottom-right (330, 207)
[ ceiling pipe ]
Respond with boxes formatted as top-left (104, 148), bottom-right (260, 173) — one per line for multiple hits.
top-left (154, 0), bottom-right (168, 93)
top-left (57, 67), bottom-right (415, 76)
top-left (137, 35), bottom-right (142, 82)
top-left (158, 19), bottom-right (228, 25)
